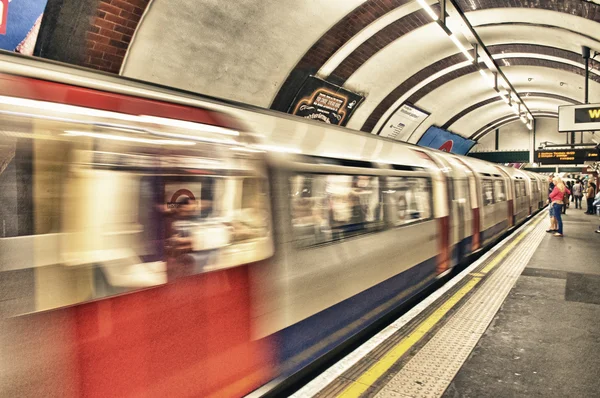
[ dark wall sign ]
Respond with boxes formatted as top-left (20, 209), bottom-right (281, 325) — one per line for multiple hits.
top-left (534, 149), bottom-right (600, 164)
top-left (575, 106), bottom-right (600, 124)
top-left (288, 76), bottom-right (364, 126)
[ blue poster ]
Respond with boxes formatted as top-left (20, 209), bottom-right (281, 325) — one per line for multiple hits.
top-left (0, 0), bottom-right (48, 55)
top-left (417, 126), bottom-right (476, 155)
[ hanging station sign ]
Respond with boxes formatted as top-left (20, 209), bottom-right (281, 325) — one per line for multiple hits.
top-left (377, 103), bottom-right (429, 141)
top-left (558, 104), bottom-right (600, 132)
top-left (534, 149), bottom-right (600, 164)
top-left (288, 76), bottom-right (364, 126)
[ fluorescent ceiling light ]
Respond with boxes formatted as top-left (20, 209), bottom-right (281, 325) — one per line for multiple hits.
top-left (498, 91), bottom-right (510, 104)
top-left (527, 122), bottom-right (533, 130)
top-left (417, 0), bottom-right (438, 21)
top-left (63, 131), bottom-right (195, 146)
top-left (449, 34), bottom-right (474, 62)
top-left (479, 69), bottom-right (495, 88)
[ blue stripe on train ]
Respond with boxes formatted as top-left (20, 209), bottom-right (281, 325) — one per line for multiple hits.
top-left (274, 256), bottom-right (438, 375)
top-left (480, 219), bottom-right (509, 246)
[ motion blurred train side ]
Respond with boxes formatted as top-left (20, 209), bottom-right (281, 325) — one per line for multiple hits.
top-left (0, 53), bottom-right (546, 397)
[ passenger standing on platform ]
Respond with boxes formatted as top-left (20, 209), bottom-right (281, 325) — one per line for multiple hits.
top-left (586, 182), bottom-right (597, 215)
top-left (562, 182), bottom-right (571, 215)
top-left (546, 175), bottom-right (557, 233)
top-left (572, 179), bottom-right (583, 209)
top-left (594, 190), bottom-right (600, 234)
top-left (549, 177), bottom-right (570, 237)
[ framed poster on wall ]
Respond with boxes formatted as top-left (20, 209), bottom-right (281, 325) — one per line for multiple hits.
top-left (377, 103), bottom-right (429, 141)
top-left (0, 0), bottom-right (48, 54)
top-left (417, 126), bottom-right (476, 155)
top-left (287, 76), bottom-right (364, 126)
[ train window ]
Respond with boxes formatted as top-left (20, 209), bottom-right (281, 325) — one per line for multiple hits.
top-left (515, 180), bottom-right (526, 198)
top-left (290, 174), bottom-right (382, 247)
top-left (494, 180), bottom-right (506, 202)
top-left (482, 179), bottom-right (494, 206)
top-left (383, 176), bottom-right (432, 227)
top-left (0, 108), bottom-right (273, 317)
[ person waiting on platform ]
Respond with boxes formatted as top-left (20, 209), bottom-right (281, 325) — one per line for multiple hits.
top-left (546, 175), bottom-right (557, 233)
top-left (549, 177), bottom-right (570, 237)
top-left (572, 179), bottom-right (583, 209)
top-left (594, 190), bottom-right (600, 234)
top-left (562, 181), bottom-right (571, 215)
top-left (586, 182), bottom-right (597, 215)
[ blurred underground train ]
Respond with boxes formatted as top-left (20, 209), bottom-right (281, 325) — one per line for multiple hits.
top-left (0, 53), bottom-right (546, 397)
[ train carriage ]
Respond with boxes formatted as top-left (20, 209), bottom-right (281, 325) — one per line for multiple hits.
top-left (0, 53), bottom-right (546, 397)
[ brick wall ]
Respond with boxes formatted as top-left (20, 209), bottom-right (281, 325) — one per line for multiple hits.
top-left (83, 0), bottom-right (151, 73)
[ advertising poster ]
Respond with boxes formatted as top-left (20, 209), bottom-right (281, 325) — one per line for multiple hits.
top-left (0, 0), bottom-right (48, 55)
top-left (417, 126), bottom-right (476, 155)
top-left (288, 76), bottom-right (364, 126)
top-left (378, 103), bottom-right (429, 141)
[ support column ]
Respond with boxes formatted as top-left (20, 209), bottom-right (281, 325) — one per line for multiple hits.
top-left (495, 128), bottom-right (499, 150)
top-left (530, 120), bottom-right (536, 163)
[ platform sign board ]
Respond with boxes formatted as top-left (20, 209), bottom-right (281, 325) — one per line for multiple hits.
top-left (534, 149), bottom-right (600, 164)
top-left (558, 104), bottom-right (600, 132)
top-left (377, 103), bottom-right (429, 141)
top-left (288, 76), bottom-right (364, 126)
top-left (0, 0), bottom-right (48, 55)
top-left (417, 126), bottom-right (476, 155)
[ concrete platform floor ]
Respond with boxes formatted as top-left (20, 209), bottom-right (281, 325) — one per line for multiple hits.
top-left (443, 209), bottom-right (600, 398)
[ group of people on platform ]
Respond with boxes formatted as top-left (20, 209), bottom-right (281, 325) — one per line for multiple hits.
top-left (547, 174), bottom-right (600, 237)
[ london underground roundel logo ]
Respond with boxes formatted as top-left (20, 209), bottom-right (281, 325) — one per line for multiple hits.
top-left (439, 140), bottom-right (454, 152)
top-left (168, 189), bottom-right (196, 208)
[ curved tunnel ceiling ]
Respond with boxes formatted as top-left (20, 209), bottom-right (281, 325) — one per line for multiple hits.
top-left (119, 0), bottom-right (600, 145)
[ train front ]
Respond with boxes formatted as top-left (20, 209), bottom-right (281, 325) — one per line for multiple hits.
top-left (0, 72), bottom-right (275, 397)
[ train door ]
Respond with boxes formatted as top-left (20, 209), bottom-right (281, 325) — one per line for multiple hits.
top-left (495, 167), bottom-right (514, 227)
top-left (452, 156), bottom-right (479, 251)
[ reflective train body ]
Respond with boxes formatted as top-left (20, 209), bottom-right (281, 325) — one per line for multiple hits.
top-left (0, 54), bottom-right (546, 397)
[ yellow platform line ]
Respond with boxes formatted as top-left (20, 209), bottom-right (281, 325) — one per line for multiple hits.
top-left (337, 277), bottom-right (481, 398)
top-left (336, 214), bottom-right (544, 398)
top-left (480, 215), bottom-right (544, 274)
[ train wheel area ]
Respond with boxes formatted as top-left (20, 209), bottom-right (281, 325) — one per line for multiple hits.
top-left (268, 210), bottom-right (600, 398)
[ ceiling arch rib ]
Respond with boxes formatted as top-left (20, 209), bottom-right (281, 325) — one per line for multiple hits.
top-left (361, 46), bottom-right (600, 133)
top-left (476, 22), bottom-right (600, 45)
top-left (441, 92), bottom-right (581, 130)
top-left (473, 112), bottom-right (559, 141)
top-left (406, 58), bottom-right (600, 105)
top-left (272, 0), bottom-right (600, 114)
top-left (269, 0), bottom-right (410, 112)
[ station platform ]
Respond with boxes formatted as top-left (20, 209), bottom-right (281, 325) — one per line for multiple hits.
top-left (291, 209), bottom-right (600, 398)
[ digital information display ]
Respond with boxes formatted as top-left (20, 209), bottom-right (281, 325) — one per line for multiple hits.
top-left (534, 149), bottom-right (599, 164)
top-left (558, 104), bottom-right (600, 132)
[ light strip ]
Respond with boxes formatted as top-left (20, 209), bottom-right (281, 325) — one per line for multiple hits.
top-left (478, 69), bottom-right (495, 88)
top-left (449, 34), bottom-right (474, 62)
top-left (63, 131), bottom-right (196, 146)
top-left (417, 0), bottom-right (439, 21)
top-left (254, 144), bottom-right (302, 154)
top-left (0, 95), bottom-right (240, 137)
top-left (139, 115), bottom-right (240, 136)
top-left (498, 91), bottom-right (510, 104)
